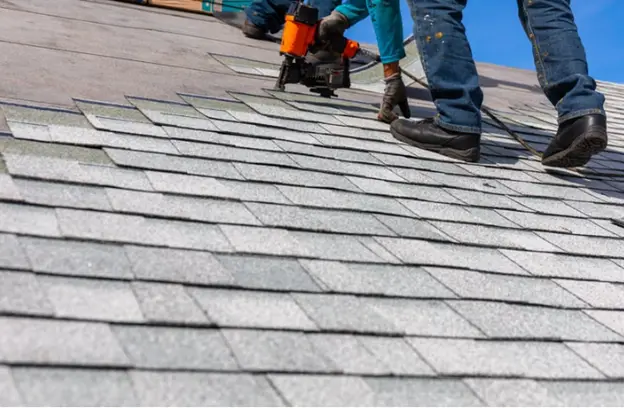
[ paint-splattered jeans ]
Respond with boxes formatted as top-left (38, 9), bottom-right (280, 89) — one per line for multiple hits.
top-left (245, 0), bottom-right (341, 33)
top-left (335, 0), bottom-right (405, 64)
top-left (407, 0), bottom-right (606, 134)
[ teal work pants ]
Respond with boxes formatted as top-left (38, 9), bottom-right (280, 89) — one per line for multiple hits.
top-left (335, 0), bottom-right (405, 64)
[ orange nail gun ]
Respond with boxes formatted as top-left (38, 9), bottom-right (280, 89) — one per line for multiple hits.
top-left (274, 0), bottom-right (381, 97)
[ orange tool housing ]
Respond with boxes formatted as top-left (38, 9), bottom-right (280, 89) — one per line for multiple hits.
top-left (279, 2), bottom-right (319, 58)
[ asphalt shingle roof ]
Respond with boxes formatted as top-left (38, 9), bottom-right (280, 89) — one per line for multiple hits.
top-left (2, 0), bottom-right (624, 405)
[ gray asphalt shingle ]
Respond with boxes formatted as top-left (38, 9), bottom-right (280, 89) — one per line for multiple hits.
top-left (0, 366), bottom-right (22, 406)
top-left (367, 378), bottom-right (484, 407)
top-left (0, 271), bottom-right (54, 316)
top-left (464, 379), bottom-right (564, 407)
top-left (269, 375), bottom-right (376, 407)
top-left (14, 178), bottom-right (113, 210)
top-left (131, 282), bottom-right (209, 324)
top-left (306, 334), bottom-right (389, 375)
top-left (0, 233), bottom-right (29, 270)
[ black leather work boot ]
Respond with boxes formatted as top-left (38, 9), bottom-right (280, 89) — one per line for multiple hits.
top-left (242, 20), bottom-right (267, 40)
top-left (542, 113), bottom-right (608, 168)
top-left (390, 117), bottom-right (481, 162)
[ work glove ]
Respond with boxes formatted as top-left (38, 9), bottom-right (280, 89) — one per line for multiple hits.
top-left (378, 72), bottom-right (411, 123)
top-left (317, 10), bottom-right (350, 42)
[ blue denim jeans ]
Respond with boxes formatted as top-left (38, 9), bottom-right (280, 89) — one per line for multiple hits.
top-left (407, 0), bottom-right (606, 134)
top-left (336, 0), bottom-right (405, 64)
top-left (246, 0), bottom-right (341, 33)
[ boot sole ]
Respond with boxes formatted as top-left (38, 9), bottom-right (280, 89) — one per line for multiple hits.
top-left (542, 126), bottom-right (608, 168)
top-left (390, 128), bottom-right (480, 163)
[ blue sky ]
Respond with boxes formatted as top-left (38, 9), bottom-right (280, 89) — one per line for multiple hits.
top-left (346, 0), bottom-right (624, 83)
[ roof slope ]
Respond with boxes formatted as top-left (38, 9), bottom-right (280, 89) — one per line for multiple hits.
top-left (1, 0), bottom-right (624, 406)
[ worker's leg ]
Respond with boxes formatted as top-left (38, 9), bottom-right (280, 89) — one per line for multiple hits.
top-left (389, 0), bottom-right (482, 162)
top-left (367, 0), bottom-right (405, 64)
top-left (244, 0), bottom-right (292, 34)
top-left (516, 0), bottom-right (607, 167)
top-left (334, 0), bottom-right (370, 25)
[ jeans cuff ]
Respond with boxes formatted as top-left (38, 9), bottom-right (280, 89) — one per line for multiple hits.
top-left (558, 108), bottom-right (606, 124)
top-left (434, 116), bottom-right (481, 134)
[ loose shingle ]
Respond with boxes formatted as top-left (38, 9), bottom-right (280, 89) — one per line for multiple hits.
top-left (216, 255), bottom-right (320, 291)
top-left (299, 260), bottom-right (456, 298)
top-left (425, 268), bottom-right (587, 308)
top-left (464, 379), bottom-right (564, 407)
top-left (269, 375), bottom-right (375, 407)
top-left (245, 202), bottom-right (394, 235)
top-left (22, 237), bottom-right (133, 279)
top-left (145, 170), bottom-right (232, 198)
top-left (125, 245), bottom-right (234, 285)
top-left (0, 317), bottom-right (129, 365)
top-left (357, 237), bottom-right (403, 264)
top-left (132, 282), bottom-right (208, 324)
top-left (219, 225), bottom-right (312, 257)
top-left (289, 231), bottom-right (383, 262)
top-left (104, 148), bottom-right (244, 180)
top-left (289, 156), bottom-right (403, 182)
top-left (497, 209), bottom-right (615, 237)
top-left (407, 338), bottom-right (603, 378)
top-left (39, 276), bottom-right (145, 322)
top-left (425, 172), bottom-right (518, 195)
top-left (131, 371), bottom-right (284, 406)
top-left (14, 178), bottom-right (112, 210)
top-left (510, 196), bottom-right (586, 217)
top-left (222, 329), bottom-right (336, 372)
top-left (306, 334), bottom-right (389, 375)
top-left (12, 368), bottom-right (138, 406)
top-left (566, 343), bottom-right (624, 378)
top-left (429, 221), bottom-right (559, 251)
top-left (447, 187), bottom-right (528, 210)
top-left (367, 378), bottom-right (484, 407)
top-left (500, 249), bottom-right (624, 282)
top-left (174, 140), bottom-right (298, 167)
top-left (349, 175), bottom-right (435, 196)
top-left (275, 140), bottom-right (381, 165)
top-left (189, 288), bottom-right (317, 330)
top-left (0, 366), bottom-right (22, 405)
top-left (374, 214), bottom-right (453, 240)
top-left (213, 118), bottom-right (321, 144)
top-left (540, 381), bottom-right (624, 406)
top-left (0, 233), bottom-right (29, 269)
top-left (105, 188), bottom-right (260, 225)
top-left (293, 294), bottom-right (398, 334)
top-left (57, 209), bottom-right (233, 251)
top-left (313, 133), bottom-right (407, 155)
top-left (397, 200), bottom-right (491, 224)
top-left (0, 271), bottom-right (54, 316)
top-left (553, 279), bottom-right (624, 308)
top-left (233, 162), bottom-right (360, 192)
top-left (218, 179), bottom-right (292, 204)
top-left (0, 202), bottom-right (60, 237)
top-left (536, 232), bottom-right (623, 257)
top-left (164, 126), bottom-right (282, 151)
top-left (277, 185), bottom-right (414, 216)
top-left (358, 336), bottom-right (435, 375)
top-left (113, 326), bottom-right (237, 370)
top-left (375, 238), bottom-right (529, 275)
top-left (448, 301), bottom-right (622, 341)
top-left (367, 298), bottom-right (483, 337)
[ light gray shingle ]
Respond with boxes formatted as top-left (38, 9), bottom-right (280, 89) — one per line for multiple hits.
top-left (497, 209), bottom-right (616, 237)
top-left (0, 271), bottom-right (54, 316)
top-left (113, 326), bottom-right (237, 370)
top-left (12, 368), bottom-right (138, 406)
top-left (219, 225), bottom-right (312, 257)
top-left (426, 268), bottom-right (587, 308)
top-left (408, 338), bottom-right (603, 379)
top-left (0, 174), bottom-right (22, 200)
top-left (289, 231), bottom-right (384, 262)
top-left (22, 237), bottom-right (133, 279)
top-left (306, 334), bottom-right (389, 375)
top-left (448, 301), bottom-right (622, 341)
top-left (0, 366), bottom-right (22, 406)
top-left (299, 260), bottom-right (456, 298)
top-left (585, 310), bottom-right (624, 338)
top-left (464, 379), bottom-right (564, 407)
top-left (174, 140), bottom-right (298, 167)
top-left (131, 371), bottom-right (284, 406)
top-left (124, 245), bottom-right (234, 285)
top-left (39, 276), bottom-right (145, 322)
top-left (566, 343), bottom-right (624, 378)
top-left (189, 288), bottom-right (317, 330)
top-left (0, 317), bottom-right (129, 365)
top-left (216, 255), bottom-right (320, 291)
top-left (554, 279), bottom-right (624, 308)
top-left (500, 249), bottom-right (624, 282)
top-left (132, 282), bottom-right (208, 324)
top-left (358, 336), bottom-right (435, 375)
top-left (374, 214), bottom-right (452, 240)
top-left (0, 233), bottom-right (29, 269)
top-left (0, 202), bottom-right (60, 237)
top-left (269, 375), bottom-right (375, 407)
top-left (540, 381), bottom-right (624, 406)
top-left (536, 232), bottom-right (623, 257)
top-left (14, 178), bottom-right (112, 210)
top-left (367, 378), bottom-right (484, 407)
top-left (367, 298), bottom-right (484, 337)
top-left (293, 294), bottom-right (398, 334)
top-left (222, 329), bottom-right (336, 372)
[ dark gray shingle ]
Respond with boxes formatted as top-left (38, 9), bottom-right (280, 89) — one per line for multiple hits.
top-left (131, 282), bottom-right (209, 324)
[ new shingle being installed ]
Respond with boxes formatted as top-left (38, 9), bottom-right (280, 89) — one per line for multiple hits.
top-left (1, 0), bottom-right (624, 406)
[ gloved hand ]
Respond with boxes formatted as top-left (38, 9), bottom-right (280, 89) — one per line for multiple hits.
top-left (317, 10), bottom-right (350, 42)
top-left (378, 72), bottom-right (411, 123)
